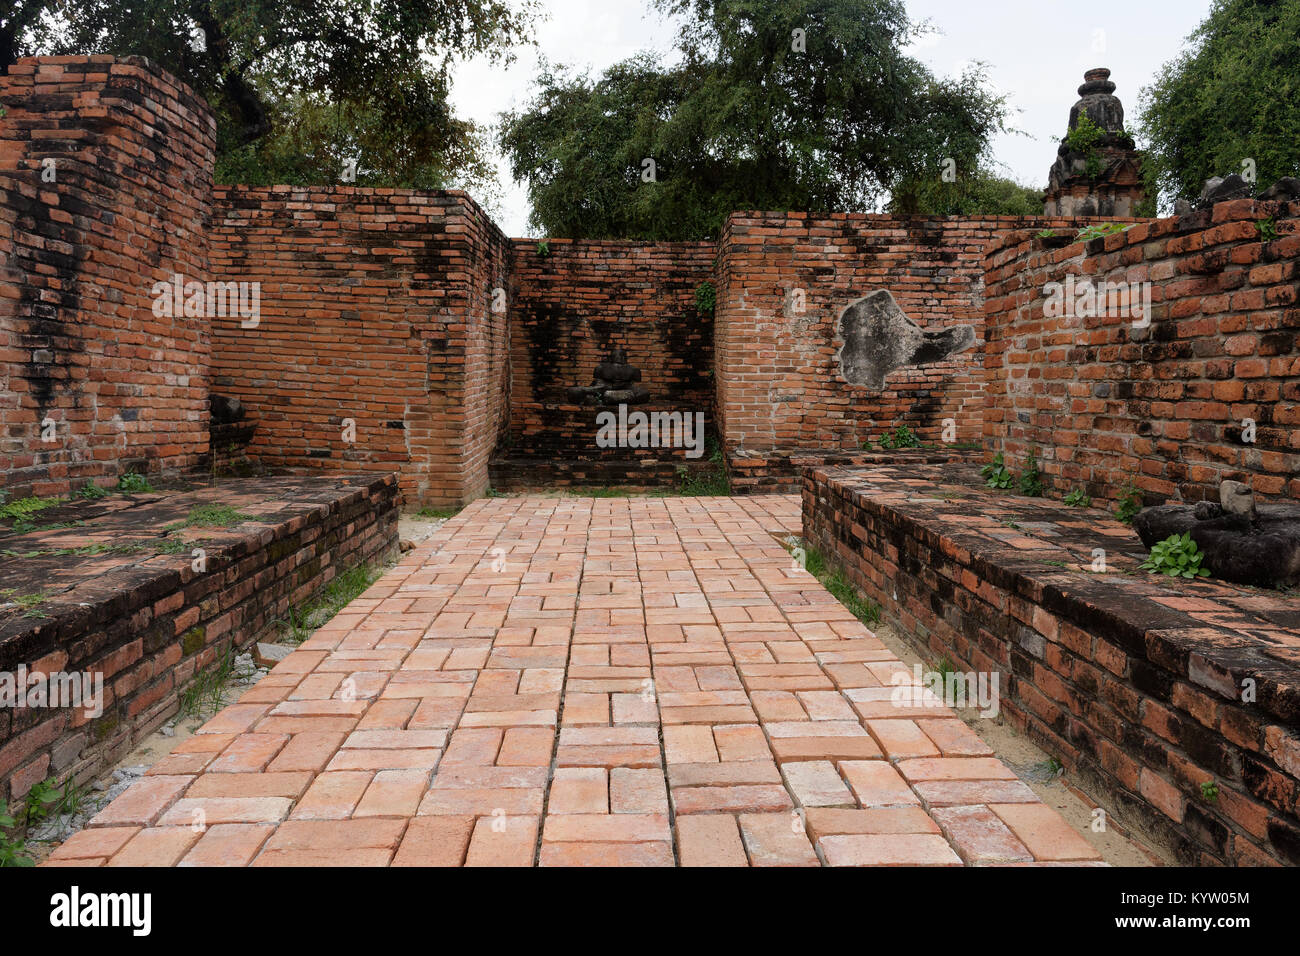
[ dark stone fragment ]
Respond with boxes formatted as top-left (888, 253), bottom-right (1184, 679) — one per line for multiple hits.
top-left (1259, 177), bottom-right (1300, 202)
top-left (210, 393), bottom-right (245, 423)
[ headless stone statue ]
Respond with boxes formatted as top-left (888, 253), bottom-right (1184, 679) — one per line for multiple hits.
top-left (835, 290), bottom-right (976, 390)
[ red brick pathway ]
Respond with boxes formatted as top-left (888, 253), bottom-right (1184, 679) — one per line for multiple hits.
top-left (49, 495), bottom-right (1103, 866)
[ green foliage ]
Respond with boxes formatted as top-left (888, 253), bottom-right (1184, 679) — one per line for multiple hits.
top-left (0, 496), bottom-right (62, 522)
top-left (889, 169), bottom-right (1044, 217)
top-left (415, 507), bottom-right (459, 520)
top-left (178, 646), bottom-right (237, 720)
top-left (16, 0), bottom-right (535, 195)
top-left (799, 544), bottom-right (882, 627)
top-left (1063, 488), bottom-right (1092, 508)
top-left (1200, 780), bottom-right (1220, 803)
top-left (536, 240), bottom-right (551, 257)
top-left (277, 563), bottom-right (383, 644)
top-left (676, 441), bottom-right (730, 496)
top-left (1114, 481), bottom-right (1144, 525)
top-left (168, 505), bottom-right (254, 530)
top-left (1141, 532), bottom-right (1212, 579)
top-left (75, 481), bottom-right (109, 500)
top-left (1064, 112), bottom-right (1105, 155)
top-left (1064, 113), bottom-right (1107, 181)
top-left (0, 814), bottom-right (34, 868)
top-left (1257, 218), bottom-right (1279, 242)
top-left (1076, 222), bottom-right (1129, 243)
top-left (1018, 450), bottom-right (1043, 497)
top-left (116, 472), bottom-right (153, 494)
top-left (694, 281), bottom-right (716, 315)
top-left (1138, 0), bottom-right (1300, 208)
top-left (501, 1), bottom-right (1012, 239)
top-left (980, 453), bottom-right (1014, 490)
top-left (877, 425), bottom-right (922, 449)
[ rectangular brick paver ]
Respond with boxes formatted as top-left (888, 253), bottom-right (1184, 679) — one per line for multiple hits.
top-left (63, 495), bottom-right (1103, 867)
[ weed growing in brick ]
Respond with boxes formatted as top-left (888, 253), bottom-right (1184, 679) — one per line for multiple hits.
top-left (0, 813), bottom-right (33, 868)
top-left (2, 590), bottom-right (49, 617)
top-left (876, 425), bottom-right (921, 449)
top-left (75, 482), bottom-right (110, 500)
top-left (1018, 450), bottom-right (1044, 497)
top-left (415, 506), bottom-right (460, 519)
top-left (676, 441), bottom-right (730, 496)
top-left (0, 495), bottom-right (64, 525)
top-left (1076, 221), bottom-right (1129, 243)
top-left (694, 280), bottom-right (716, 314)
top-left (116, 472), bottom-right (153, 494)
top-left (1114, 480), bottom-right (1143, 525)
top-left (166, 504), bottom-right (254, 531)
top-left (1063, 488), bottom-right (1092, 507)
top-left (981, 453), bottom-right (1014, 490)
top-left (799, 544), bottom-right (882, 627)
top-left (277, 562), bottom-right (385, 644)
top-left (1256, 217), bottom-right (1278, 242)
top-left (1200, 780), bottom-right (1220, 803)
top-left (1141, 533), bottom-right (1211, 579)
top-left (179, 646), bottom-right (237, 719)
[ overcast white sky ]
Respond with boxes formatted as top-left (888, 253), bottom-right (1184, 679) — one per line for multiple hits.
top-left (447, 0), bottom-right (1215, 235)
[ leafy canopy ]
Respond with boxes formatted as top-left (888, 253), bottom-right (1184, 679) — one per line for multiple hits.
top-left (1138, 0), bottom-right (1300, 205)
top-left (500, 0), bottom-right (1013, 239)
top-left (5, 0), bottom-right (537, 194)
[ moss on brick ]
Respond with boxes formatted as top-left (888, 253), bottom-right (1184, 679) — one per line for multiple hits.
top-left (180, 625), bottom-right (207, 656)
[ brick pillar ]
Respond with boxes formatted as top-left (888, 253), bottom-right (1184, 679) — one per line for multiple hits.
top-left (0, 55), bottom-right (215, 496)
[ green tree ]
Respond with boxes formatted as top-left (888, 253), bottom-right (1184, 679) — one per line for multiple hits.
top-left (889, 169), bottom-right (1044, 216)
top-left (501, 0), bottom-right (1012, 239)
top-left (1138, 0), bottom-right (1300, 206)
top-left (10, 0), bottom-right (536, 192)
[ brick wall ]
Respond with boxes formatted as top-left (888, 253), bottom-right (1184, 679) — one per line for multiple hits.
top-left (0, 474), bottom-right (399, 805)
top-left (209, 186), bottom-right (510, 507)
top-left (713, 213), bottom-right (1138, 462)
top-left (984, 198), bottom-right (1300, 506)
top-left (0, 56), bottom-right (215, 497)
top-left (501, 239), bottom-right (714, 467)
top-left (804, 464), bottom-right (1300, 866)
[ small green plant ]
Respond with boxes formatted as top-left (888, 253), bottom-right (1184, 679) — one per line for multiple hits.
top-left (694, 280), bottom-right (716, 315)
top-left (1018, 450), bottom-right (1044, 497)
top-left (4, 591), bottom-right (49, 617)
top-left (0, 814), bottom-right (34, 868)
top-left (676, 441), bottom-right (730, 496)
top-left (926, 657), bottom-right (958, 696)
top-left (20, 776), bottom-right (85, 826)
top-left (799, 544), bottom-right (882, 627)
top-left (980, 453), bottom-right (1014, 490)
top-left (1256, 218), bottom-right (1278, 242)
top-left (415, 507), bottom-right (458, 520)
top-left (1076, 221), bottom-right (1129, 243)
top-left (1063, 488), bottom-right (1092, 508)
top-left (75, 482), bottom-right (110, 500)
top-left (1064, 112), bottom-right (1103, 155)
top-left (0, 496), bottom-right (63, 522)
top-left (536, 239), bottom-right (550, 257)
top-left (1114, 480), bottom-right (1143, 525)
top-left (1200, 780), bottom-right (1220, 803)
top-left (178, 646), bottom-right (237, 719)
top-left (877, 425), bottom-right (921, 449)
top-left (1141, 532), bottom-right (1211, 579)
top-left (167, 504), bottom-right (253, 530)
top-left (116, 472), bottom-right (153, 493)
top-left (277, 562), bottom-right (384, 644)
top-left (1046, 756), bottom-right (1065, 776)
top-left (1036, 228), bottom-right (1057, 239)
